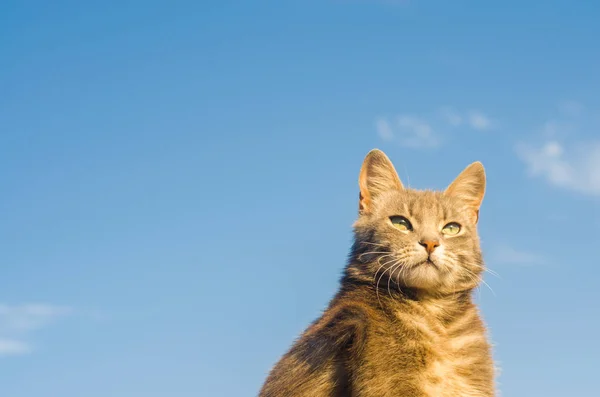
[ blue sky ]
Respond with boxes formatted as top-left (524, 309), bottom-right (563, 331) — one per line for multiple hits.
top-left (1, 0), bottom-right (599, 395)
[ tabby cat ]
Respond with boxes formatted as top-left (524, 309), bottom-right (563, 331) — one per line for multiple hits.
top-left (259, 149), bottom-right (495, 397)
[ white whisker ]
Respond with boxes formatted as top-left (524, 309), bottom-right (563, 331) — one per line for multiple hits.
top-left (484, 267), bottom-right (501, 279)
top-left (361, 241), bottom-right (387, 248)
top-left (358, 251), bottom-right (391, 261)
top-left (387, 261), bottom-right (402, 299)
top-left (463, 267), bottom-right (495, 297)
top-left (375, 257), bottom-right (398, 308)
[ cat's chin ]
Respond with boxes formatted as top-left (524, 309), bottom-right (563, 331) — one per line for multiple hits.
top-left (400, 262), bottom-right (444, 290)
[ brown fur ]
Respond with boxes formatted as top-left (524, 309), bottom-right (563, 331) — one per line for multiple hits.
top-left (260, 149), bottom-right (495, 397)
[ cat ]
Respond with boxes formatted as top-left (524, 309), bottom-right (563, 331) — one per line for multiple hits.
top-left (259, 149), bottom-right (496, 397)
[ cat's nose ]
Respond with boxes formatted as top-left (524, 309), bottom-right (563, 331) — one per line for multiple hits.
top-left (419, 239), bottom-right (440, 254)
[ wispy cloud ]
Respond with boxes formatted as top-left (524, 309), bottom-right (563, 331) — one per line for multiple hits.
top-left (0, 339), bottom-right (32, 356)
top-left (376, 106), bottom-right (495, 148)
top-left (0, 303), bottom-right (72, 357)
top-left (488, 243), bottom-right (545, 266)
top-left (558, 100), bottom-right (584, 117)
top-left (375, 118), bottom-right (394, 142)
top-left (516, 140), bottom-right (600, 196)
top-left (396, 115), bottom-right (438, 147)
top-left (439, 107), bottom-right (462, 127)
top-left (467, 111), bottom-right (493, 131)
top-left (438, 107), bottom-right (493, 131)
top-left (540, 120), bottom-right (570, 138)
top-left (516, 102), bottom-right (600, 196)
top-left (375, 115), bottom-right (438, 148)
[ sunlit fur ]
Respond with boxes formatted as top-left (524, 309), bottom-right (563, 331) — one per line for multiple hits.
top-left (260, 149), bottom-right (496, 397)
top-left (350, 188), bottom-right (484, 296)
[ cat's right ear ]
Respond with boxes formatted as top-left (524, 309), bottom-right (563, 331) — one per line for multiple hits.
top-left (358, 149), bottom-right (404, 215)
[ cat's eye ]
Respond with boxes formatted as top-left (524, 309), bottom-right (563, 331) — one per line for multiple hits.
top-left (390, 216), bottom-right (413, 232)
top-left (441, 222), bottom-right (461, 236)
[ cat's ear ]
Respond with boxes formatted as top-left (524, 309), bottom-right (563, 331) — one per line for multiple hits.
top-left (444, 161), bottom-right (486, 223)
top-left (358, 149), bottom-right (404, 214)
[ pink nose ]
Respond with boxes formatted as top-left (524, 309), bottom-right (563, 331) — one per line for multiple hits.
top-left (419, 240), bottom-right (440, 254)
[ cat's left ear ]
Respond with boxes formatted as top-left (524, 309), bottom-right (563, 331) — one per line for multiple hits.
top-left (444, 162), bottom-right (486, 223)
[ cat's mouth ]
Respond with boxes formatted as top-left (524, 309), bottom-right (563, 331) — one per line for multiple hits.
top-left (416, 258), bottom-right (439, 269)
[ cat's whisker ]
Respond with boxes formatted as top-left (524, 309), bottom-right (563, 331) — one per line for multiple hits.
top-left (358, 251), bottom-right (391, 261)
top-left (479, 279), bottom-right (495, 296)
top-left (402, 164), bottom-right (411, 188)
top-left (372, 255), bottom-right (394, 283)
top-left (463, 268), bottom-right (495, 297)
top-left (451, 268), bottom-right (457, 301)
top-left (460, 272), bottom-right (482, 300)
top-left (372, 255), bottom-right (394, 302)
top-left (375, 257), bottom-right (398, 307)
top-left (374, 257), bottom-right (397, 285)
top-left (395, 261), bottom-right (407, 295)
top-left (484, 267), bottom-right (501, 279)
top-left (361, 241), bottom-right (387, 248)
top-left (387, 261), bottom-right (403, 299)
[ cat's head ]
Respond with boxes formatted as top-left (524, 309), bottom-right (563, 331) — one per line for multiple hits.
top-left (351, 149), bottom-right (486, 295)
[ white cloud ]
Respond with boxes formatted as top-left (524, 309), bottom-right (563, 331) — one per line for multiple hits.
top-left (539, 120), bottom-right (577, 139)
top-left (516, 140), bottom-right (600, 196)
top-left (376, 107), bottom-right (495, 148)
top-left (375, 115), bottom-right (438, 148)
top-left (558, 100), bottom-right (584, 117)
top-left (516, 101), bottom-right (600, 196)
top-left (375, 118), bottom-right (394, 141)
top-left (0, 304), bottom-right (72, 332)
top-left (0, 339), bottom-right (32, 356)
top-left (0, 303), bottom-right (72, 357)
top-left (437, 107), bottom-right (493, 131)
top-left (467, 111), bottom-right (492, 131)
top-left (397, 115), bottom-right (438, 147)
top-left (488, 244), bottom-right (544, 266)
top-left (540, 121), bottom-right (560, 137)
top-left (439, 107), bottom-right (463, 127)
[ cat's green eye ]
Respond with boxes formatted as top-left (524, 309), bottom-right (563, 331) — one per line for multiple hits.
top-left (390, 216), bottom-right (413, 232)
top-left (441, 222), bottom-right (461, 236)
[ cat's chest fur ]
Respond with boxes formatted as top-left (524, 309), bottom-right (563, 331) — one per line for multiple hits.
top-left (354, 300), bottom-right (495, 397)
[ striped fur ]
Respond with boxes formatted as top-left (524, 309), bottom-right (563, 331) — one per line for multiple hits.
top-left (260, 149), bottom-right (496, 397)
